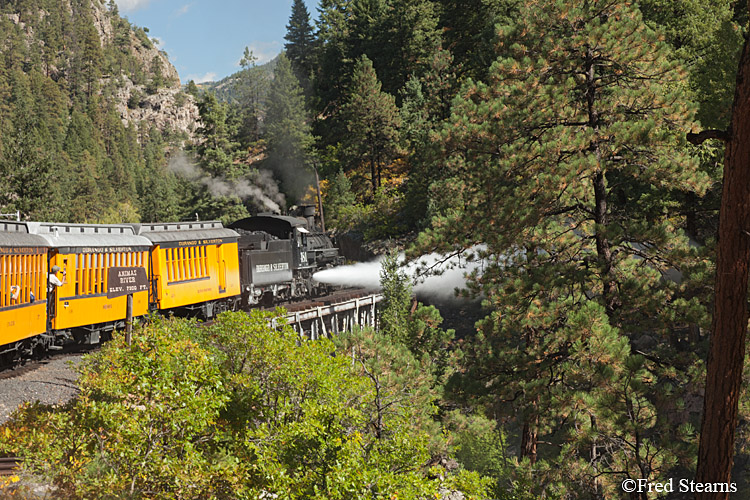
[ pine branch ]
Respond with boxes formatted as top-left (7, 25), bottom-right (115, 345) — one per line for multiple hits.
top-left (686, 129), bottom-right (729, 145)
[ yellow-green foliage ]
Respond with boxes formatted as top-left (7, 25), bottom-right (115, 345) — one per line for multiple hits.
top-left (0, 311), bottom-right (490, 499)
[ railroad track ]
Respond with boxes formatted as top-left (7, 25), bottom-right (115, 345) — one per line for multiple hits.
top-left (273, 288), bottom-right (375, 313)
top-left (0, 360), bottom-right (44, 381)
top-left (0, 457), bottom-right (21, 477)
top-left (0, 288), bottom-right (375, 374)
top-left (0, 343), bottom-right (97, 378)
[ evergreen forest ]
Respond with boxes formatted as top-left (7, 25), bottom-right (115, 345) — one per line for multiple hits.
top-left (1, 0), bottom-right (750, 498)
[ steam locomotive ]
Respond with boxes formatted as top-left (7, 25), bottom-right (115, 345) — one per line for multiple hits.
top-left (0, 210), bottom-right (342, 367)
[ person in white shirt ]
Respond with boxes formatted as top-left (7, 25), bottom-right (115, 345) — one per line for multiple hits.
top-left (48, 265), bottom-right (66, 294)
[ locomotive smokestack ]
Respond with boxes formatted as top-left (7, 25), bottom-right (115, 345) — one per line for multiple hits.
top-left (303, 205), bottom-right (316, 230)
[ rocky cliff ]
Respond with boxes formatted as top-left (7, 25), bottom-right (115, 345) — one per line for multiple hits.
top-left (4, 0), bottom-right (199, 138)
top-left (0, 0), bottom-right (204, 222)
top-left (92, 0), bottom-right (199, 137)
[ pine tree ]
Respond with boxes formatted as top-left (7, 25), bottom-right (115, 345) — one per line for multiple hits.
top-left (336, 325), bottom-right (440, 441)
top-left (284, 0), bottom-right (316, 96)
top-left (311, 0), bottom-right (354, 151)
top-left (186, 79), bottom-right (200, 98)
top-left (378, 251), bottom-right (413, 344)
top-left (401, 47), bottom-right (459, 228)
top-left (641, 1), bottom-right (740, 245)
top-left (341, 55), bottom-right (400, 196)
top-left (70, 4), bottom-right (103, 102)
top-left (437, 0), bottom-right (516, 80)
top-left (136, 129), bottom-right (183, 223)
top-left (146, 55), bottom-right (164, 94)
top-left (67, 150), bottom-right (104, 223)
top-left (264, 53), bottom-right (313, 201)
top-left (313, 0), bottom-right (352, 118)
top-left (0, 69), bottom-right (58, 220)
top-left (377, 0), bottom-right (442, 97)
top-left (196, 92), bottom-right (240, 178)
top-left (418, 0), bottom-right (710, 495)
top-left (693, 3), bottom-right (750, 494)
top-left (323, 169), bottom-right (356, 226)
top-left (346, 0), bottom-right (387, 77)
top-left (235, 47), bottom-right (268, 147)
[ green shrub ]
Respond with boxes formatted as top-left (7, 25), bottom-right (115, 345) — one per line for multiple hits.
top-left (1, 317), bottom-right (237, 498)
top-left (1, 311), bottom-right (490, 499)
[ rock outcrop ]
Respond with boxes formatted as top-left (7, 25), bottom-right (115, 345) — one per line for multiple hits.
top-left (92, 1), bottom-right (199, 137)
top-left (113, 83), bottom-right (199, 137)
top-left (5, 0), bottom-right (200, 139)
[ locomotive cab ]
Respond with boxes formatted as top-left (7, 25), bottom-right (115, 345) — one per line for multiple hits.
top-left (228, 215), bottom-right (342, 305)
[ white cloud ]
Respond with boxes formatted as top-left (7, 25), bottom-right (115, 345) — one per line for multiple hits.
top-left (187, 72), bottom-right (217, 84)
top-left (238, 41), bottom-right (282, 66)
top-left (174, 3), bottom-right (192, 17)
top-left (151, 36), bottom-right (164, 49)
top-left (115, 0), bottom-right (152, 12)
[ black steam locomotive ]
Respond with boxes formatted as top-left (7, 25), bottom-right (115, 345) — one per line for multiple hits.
top-left (229, 211), bottom-right (342, 307)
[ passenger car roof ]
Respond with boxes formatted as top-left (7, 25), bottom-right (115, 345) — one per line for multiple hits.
top-left (0, 221), bottom-right (50, 248)
top-left (26, 222), bottom-right (152, 250)
top-left (130, 221), bottom-right (239, 244)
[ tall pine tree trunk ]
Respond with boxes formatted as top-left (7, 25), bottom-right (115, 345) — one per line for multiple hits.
top-left (520, 415), bottom-right (538, 464)
top-left (695, 8), bottom-right (750, 497)
top-left (593, 170), bottom-right (619, 316)
top-left (370, 143), bottom-right (377, 197)
top-left (521, 399), bottom-right (538, 464)
top-left (586, 46), bottom-right (620, 318)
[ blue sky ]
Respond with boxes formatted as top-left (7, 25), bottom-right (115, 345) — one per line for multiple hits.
top-left (115, 0), bottom-right (320, 83)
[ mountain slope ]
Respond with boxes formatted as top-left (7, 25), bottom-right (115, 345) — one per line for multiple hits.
top-left (0, 0), bottom-right (200, 223)
top-left (1, 0), bottom-right (198, 137)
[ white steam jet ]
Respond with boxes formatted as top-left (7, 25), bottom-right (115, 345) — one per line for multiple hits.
top-left (312, 246), bottom-right (486, 302)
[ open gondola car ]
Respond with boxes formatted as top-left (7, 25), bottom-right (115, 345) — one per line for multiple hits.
top-left (27, 222), bottom-right (153, 344)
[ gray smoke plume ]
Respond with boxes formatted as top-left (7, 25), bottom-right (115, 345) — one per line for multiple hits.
top-left (168, 152), bottom-right (285, 213)
top-left (264, 148), bottom-right (316, 203)
top-left (312, 248), bottom-right (486, 302)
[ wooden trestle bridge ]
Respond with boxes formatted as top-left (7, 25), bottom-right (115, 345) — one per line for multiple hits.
top-left (277, 291), bottom-right (382, 340)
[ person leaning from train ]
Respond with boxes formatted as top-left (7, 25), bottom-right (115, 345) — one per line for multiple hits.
top-left (48, 265), bottom-right (66, 295)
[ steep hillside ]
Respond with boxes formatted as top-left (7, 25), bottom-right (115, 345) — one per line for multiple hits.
top-left (0, 0), bottom-right (200, 223)
top-left (3, 0), bottom-right (198, 136)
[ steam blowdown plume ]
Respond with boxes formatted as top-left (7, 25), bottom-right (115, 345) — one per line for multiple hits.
top-left (313, 248), bottom-right (485, 302)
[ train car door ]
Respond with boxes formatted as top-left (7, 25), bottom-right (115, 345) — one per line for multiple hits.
top-left (217, 244), bottom-right (227, 293)
top-left (47, 254), bottom-right (58, 322)
top-left (46, 253), bottom-right (68, 326)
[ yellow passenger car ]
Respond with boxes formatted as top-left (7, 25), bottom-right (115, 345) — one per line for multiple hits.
top-left (0, 221), bottom-right (50, 361)
top-left (132, 221), bottom-right (241, 317)
top-left (27, 223), bottom-right (153, 343)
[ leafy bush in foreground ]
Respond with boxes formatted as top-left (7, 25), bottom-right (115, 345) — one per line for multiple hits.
top-left (0, 311), bottom-right (489, 499)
